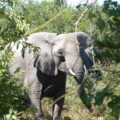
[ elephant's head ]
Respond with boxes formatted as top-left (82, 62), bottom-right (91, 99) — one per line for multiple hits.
top-left (51, 32), bottom-right (94, 81)
top-left (29, 32), bottom-right (94, 81)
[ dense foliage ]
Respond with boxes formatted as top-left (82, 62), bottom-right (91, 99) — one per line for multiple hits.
top-left (0, 0), bottom-right (120, 119)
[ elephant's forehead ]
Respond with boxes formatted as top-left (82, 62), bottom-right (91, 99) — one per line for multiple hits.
top-left (50, 34), bottom-right (66, 43)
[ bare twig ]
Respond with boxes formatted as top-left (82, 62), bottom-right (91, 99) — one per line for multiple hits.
top-left (74, 0), bottom-right (97, 53)
top-left (89, 68), bottom-right (120, 73)
top-left (75, 0), bottom-right (97, 32)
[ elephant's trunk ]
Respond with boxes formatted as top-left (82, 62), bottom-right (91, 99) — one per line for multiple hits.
top-left (72, 57), bottom-right (85, 84)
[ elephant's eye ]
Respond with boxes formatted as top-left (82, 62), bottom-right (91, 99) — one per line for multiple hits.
top-left (58, 49), bottom-right (63, 55)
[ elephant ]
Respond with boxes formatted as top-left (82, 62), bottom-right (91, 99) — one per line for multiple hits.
top-left (9, 32), bottom-right (94, 120)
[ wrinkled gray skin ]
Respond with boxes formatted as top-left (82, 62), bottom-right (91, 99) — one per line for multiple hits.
top-left (9, 32), bottom-right (94, 120)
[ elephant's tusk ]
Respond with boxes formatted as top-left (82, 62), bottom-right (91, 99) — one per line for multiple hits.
top-left (69, 69), bottom-right (76, 76)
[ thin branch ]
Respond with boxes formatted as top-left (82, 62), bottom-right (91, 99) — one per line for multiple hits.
top-left (75, 0), bottom-right (97, 32)
top-left (89, 68), bottom-right (120, 73)
top-left (25, 8), bottom-right (67, 36)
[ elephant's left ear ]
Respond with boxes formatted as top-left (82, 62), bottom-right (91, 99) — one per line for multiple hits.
top-left (34, 49), bottom-right (58, 76)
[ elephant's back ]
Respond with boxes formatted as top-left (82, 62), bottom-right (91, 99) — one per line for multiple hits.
top-left (26, 32), bottom-right (57, 47)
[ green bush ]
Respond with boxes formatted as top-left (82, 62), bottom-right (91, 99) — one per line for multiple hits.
top-left (0, 48), bottom-right (25, 116)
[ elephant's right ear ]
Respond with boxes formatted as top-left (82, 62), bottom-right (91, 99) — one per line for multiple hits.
top-left (34, 49), bottom-right (58, 76)
top-left (58, 62), bottom-right (67, 73)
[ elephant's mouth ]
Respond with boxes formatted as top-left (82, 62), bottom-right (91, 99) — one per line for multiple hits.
top-left (58, 62), bottom-right (76, 76)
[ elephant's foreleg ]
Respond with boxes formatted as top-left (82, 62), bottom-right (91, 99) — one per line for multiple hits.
top-left (52, 97), bottom-right (64, 120)
top-left (30, 95), bottom-right (43, 117)
top-left (30, 78), bottom-right (43, 118)
top-left (25, 67), bottom-right (43, 118)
